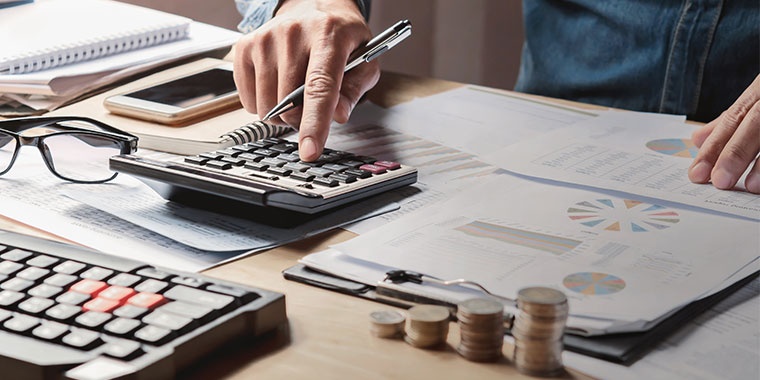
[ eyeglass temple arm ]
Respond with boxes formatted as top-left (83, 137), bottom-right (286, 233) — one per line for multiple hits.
top-left (0, 116), bottom-right (137, 139)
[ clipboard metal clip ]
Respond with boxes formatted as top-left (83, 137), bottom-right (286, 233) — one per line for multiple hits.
top-left (383, 269), bottom-right (516, 305)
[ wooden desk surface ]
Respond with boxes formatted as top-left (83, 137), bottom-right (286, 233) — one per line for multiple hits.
top-left (0, 71), bottom-right (592, 379)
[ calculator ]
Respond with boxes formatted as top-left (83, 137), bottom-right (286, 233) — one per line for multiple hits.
top-left (109, 137), bottom-right (417, 215)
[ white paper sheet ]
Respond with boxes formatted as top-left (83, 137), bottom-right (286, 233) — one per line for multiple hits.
top-left (483, 111), bottom-right (760, 219)
top-left (563, 277), bottom-right (760, 380)
top-left (331, 175), bottom-right (759, 331)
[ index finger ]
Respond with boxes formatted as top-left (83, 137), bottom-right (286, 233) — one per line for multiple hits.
top-left (297, 40), bottom-right (350, 161)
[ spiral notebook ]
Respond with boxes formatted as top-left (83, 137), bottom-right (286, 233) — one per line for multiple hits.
top-left (0, 0), bottom-right (191, 74)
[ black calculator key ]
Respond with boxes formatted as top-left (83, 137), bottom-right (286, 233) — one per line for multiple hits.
top-left (322, 163), bottom-right (349, 172)
top-left (221, 157), bottom-right (246, 166)
top-left (345, 168), bottom-right (372, 179)
top-left (199, 152), bottom-right (223, 160)
top-left (283, 162), bottom-right (311, 172)
top-left (244, 162), bottom-right (269, 172)
top-left (277, 153), bottom-right (301, 163)
top-left (184, 156), bottom-right (209, 165)
top-left (205, 160), bottom-right (233, 170)
top-left (313, 178), bottom-right (339, 187)
top-left (270, 143), bottom-right (297, 153)
top-left (290, 172), bottom-right (315, 182)
top-left (237, 153), bottom-right (263, 162)
top-left (338, 159), bottom-right (366, 168)
top-left (306, 167), bottom-right (334, 178)
top-left (328, 173), bottom-right (357, 184)
top-left (260, 157), bottom-right (287, 167)
top-left (252, 148), bottom-right (279, 157)
top-left (268, 167), bottom-right (292, 176)
top-left (216, 148), bottom-right (241, 157)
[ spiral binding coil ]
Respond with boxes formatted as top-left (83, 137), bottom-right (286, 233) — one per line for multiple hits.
top-left (221, 121), bottom-right (291, 145)
top-left (2, 23), bottom-right (189, 74)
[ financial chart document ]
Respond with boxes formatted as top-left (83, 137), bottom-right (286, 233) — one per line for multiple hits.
top-left (332, 175), bottom-right (759, 334)
top-left (483, 111), bottom-right (760, 219)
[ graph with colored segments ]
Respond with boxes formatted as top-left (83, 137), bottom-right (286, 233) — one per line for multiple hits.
top-left (646, 138), bottom-right (699, 158)
top-left (567, 199), bottom-right (680, 232)
top-left (563, 272), bottom-right (626, 295)
top-left (454, 220), bottom-right (582, 255)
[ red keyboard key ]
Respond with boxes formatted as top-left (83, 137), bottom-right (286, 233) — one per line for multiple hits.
top-left (69, 279), bottom-right (108, 297)
top-left (99, 286), bottom-right (136, 302)
top-left (127, 293), bottom-right (167, 309)
top-left (374, 161), bottom-right (401, 170)
top-left (358, 164), bottom-right (386, 174)
top-left (83, 297), bottom-right (121, 313)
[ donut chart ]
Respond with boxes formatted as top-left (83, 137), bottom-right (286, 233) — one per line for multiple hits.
top-left (646, 138), bottom-right (698, 158)
top-left (563, 272), bottom-right (626, 295)
top-left (567, 198), bottom-right (680, 232)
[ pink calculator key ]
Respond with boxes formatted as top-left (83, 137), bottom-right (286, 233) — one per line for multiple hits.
top-left (374, 161), bottom-right (401, 170)
top-left (359, 164), bottom-right (386, 174)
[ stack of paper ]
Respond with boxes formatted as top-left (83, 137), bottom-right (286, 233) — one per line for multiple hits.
top-left (0, 0), bottom-right (242, 115)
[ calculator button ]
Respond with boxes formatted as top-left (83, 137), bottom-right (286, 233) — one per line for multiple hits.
top-left (18, 297), bottom-right (55, 314)
top-left (306, 167), bottom-right (334, 178)
top-left (104, 317), bottom-right (142, 336)
top-left (290, 172), bottom-right (315, 182)
top-left (142, 310), bottom-right (193, 332)
top-left (184, 156), bottom-right (209, 165)
top-left (277, 153), bottom-right (301, 162)
top-left (270, 143), bottom-right (298, 153)
top-left (328, 173), bottom-right (357, 183)
top-left (244, 162), bottom-right (269, 172)
top-left (170, 276), bottom-right (206, 288)
top-left (134, 324), bottom-right (173, 345)
top-left (358, 164), bottom-right (387, 174)
top-left (345, 168), bottom-right (372, 179)
top-left (221, 157), bottom-right (246, 166)
top-left (237, 153), bottom-right (263, 162)
top-left (215, 148), bottom-right (240, 157)
top-left (99, 286), bottom-right (136, 302)
top-left (313, 178), bottom-right (339, 187)
top-left (260, 157), bottom-right (287, 167)
top-left (205, 160), bottom-right (233, 170)
top-left (252, 148), bottom-right (279, 157)
top-left (322, 163), bottom-right (349, 172)
top-left (268, 167), bottom-right (293, 176)
top-left (374, 161), bottom-right (401, 170)
top-left (159, 301), bottom-right (213, 320)
top-left (199, 152), bottom-right (223, 161)
top-left (283, 162), bottom-right (311, 172)
top-left (113, 305), bottom-right (149, 319)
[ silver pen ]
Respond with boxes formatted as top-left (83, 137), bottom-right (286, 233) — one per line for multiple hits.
top-left (261, 19), bottom-right (412, 122)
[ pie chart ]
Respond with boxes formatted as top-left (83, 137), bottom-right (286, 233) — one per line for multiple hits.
top-left (567, 198), bottom-right (680, 232)
top-left (563, 272), bottom-right (626, 295)
top-left (646, 138), bottom-right (698, 158)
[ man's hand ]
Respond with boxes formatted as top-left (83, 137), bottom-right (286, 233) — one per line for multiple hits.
top-left (689, 74), bottom-right (760, 194)
top-left (233, 0), bottom-right (380, 161)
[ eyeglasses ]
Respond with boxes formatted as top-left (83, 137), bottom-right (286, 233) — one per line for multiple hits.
top-left (0, 116), bottom-right (138, 183)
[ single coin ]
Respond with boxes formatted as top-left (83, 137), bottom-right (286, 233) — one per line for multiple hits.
top-left (458, 298), bottom-right (504, 316)
top-left (407, 304), bottom-right (450, 322)
top-left (370, 310), bottom-right (405, 325)
top-left (517, 287), bottom-right (567, 305)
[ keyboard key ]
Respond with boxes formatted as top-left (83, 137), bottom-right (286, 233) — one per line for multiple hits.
top-left (0, 249), bottom-right (33, 262)
top-left (107, 273), bottom-right (141, 287)
top-left (158, 301), bottom-right (213, 321)
top-left (134, 279), bottom-right (168, 294)
top-left (4, 314), bottom-right (40, 333)
top-left (0, 260), bottom-right (23, 275)
top-left (32, 321), bottom-right (69, 341)
top-left (27, 283), bottom-right (63, 299)
top-left (142, 310), bottom-right (193, 332)
top-left (134, 324), bottom-right (173, 345)
top-left (70, 279), bottom-right (108, 297)
top-left (127, 293), bottom-right (167, 309)
top-left (62, 328), bottom-right (102, 350)
top-left (135, 268), bottom-right (173, 281)
top-left (0, 290), bottom-right (25, 307)
top-left (83, 298), bottom-right (121, 313)
top-left (16, 267), bottom-right (50, 281)
top-left (26, 255), bottom-right (60, 268)
top-left (18, 297), bottom-right (55, 314)
top-left (164, 286), bottom-right (234, 311)
top-left (75, 311), bottom-right (112, 329)
top-left (80, 267), bottom-right (114, 281)
top-left (56, 291), bottom-right (90, 305)
top-left (52, 260), bottom-right (86, 275)
top-left (205, 285), bottom-right (259, 304)
top-left (99, 286), bottom-right (136, 302)
top-left (44, 273), bottom-right (78, 288)
top-left (113, 305), bottom-right (149, 319)
top-left (103, 339), bottom-right (143, 360)
top-left (104, 317), bottom-right (142, 336)
top-left (170, 276), bottom-right (205, 288)
top-left (1, 277), bottom-right (35, 292)
top-left (45, 303), bottom-right (81, 321)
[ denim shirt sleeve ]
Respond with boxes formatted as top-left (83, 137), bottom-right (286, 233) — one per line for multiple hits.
top-left (236, 0), bottom-right (371, 33)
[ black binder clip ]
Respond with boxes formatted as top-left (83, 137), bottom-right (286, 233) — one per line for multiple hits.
top-left (384, 269), bottom-right (425, 284)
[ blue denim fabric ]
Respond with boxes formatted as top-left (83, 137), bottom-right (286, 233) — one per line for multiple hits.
top-left (516, 0), bottom-right (759, 122)
top-left (235, 0), bottom-right (371, 33)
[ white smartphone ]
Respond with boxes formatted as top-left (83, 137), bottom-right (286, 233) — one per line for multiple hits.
top-left (104, 64), bottom-right (240, 125)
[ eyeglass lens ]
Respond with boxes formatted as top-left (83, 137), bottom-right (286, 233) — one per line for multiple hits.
top-left (42, 133), bottom-right (122, 182)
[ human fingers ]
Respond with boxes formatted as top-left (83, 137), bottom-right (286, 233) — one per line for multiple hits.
top-left (745, 155), bottom-right (760, 193)
top-left (689, 75), bottom-right (760, 187)
top-left (233, 35), bottom-right (257, 114)
top-left (276, 21), bottom-right (308, 128)
top-left (333, 59), bottom-right (380, 123)
top-left (710, 101), bottom-right (760, 190)
top-left (251, 30), bottom-right (280, 124)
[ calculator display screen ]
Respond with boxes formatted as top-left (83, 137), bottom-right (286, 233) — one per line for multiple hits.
top-left (127, 68), bottom-right (237, 109)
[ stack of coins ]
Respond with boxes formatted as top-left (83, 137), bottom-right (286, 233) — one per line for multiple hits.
top-left (456, 298), bottom-right (505, 362)
top-left (369, 310), bottom-right (406, 339)
top-left (404, 304), bottom-right (450, 348)
top-left (512, 287), bottom-right (569, 377)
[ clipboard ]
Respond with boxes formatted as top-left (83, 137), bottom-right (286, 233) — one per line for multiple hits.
top-left (283, 263), bottom-right (758, 365)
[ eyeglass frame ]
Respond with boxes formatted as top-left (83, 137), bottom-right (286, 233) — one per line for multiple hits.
top-left (0, 116), bottom-right (138, 183)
